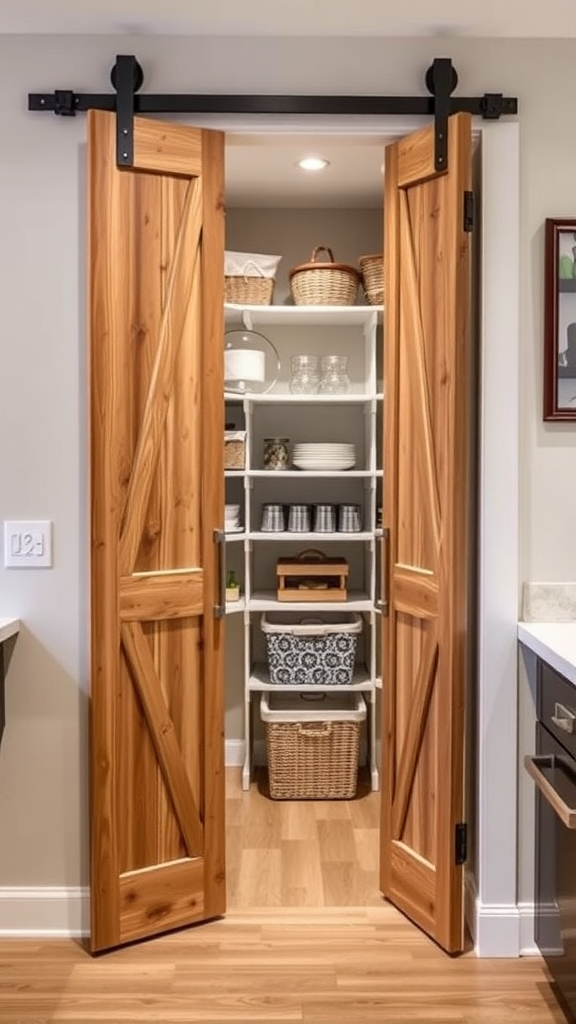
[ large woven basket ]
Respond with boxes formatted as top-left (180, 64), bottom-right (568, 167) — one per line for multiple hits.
top-left (359, 254), bottom-right (384, 306)
top-left (224, 275), bottom-right (274, 305)
top-left (265, 718), bottom-right (361, 799)
top-left (261, 692), bottom-right (366, 800)
top-left (290, 246), bottom-right (360, 306)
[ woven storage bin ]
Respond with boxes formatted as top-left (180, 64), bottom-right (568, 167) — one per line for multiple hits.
top-left (290, 246), bottom-right (360, 306)
top-left (261, 611), bottom-right (361, 685)
top-left (224, 251), bottom-right (281, 306)
top-left (261, 691), bottom-right (366, 800)
top-left (359, 254), bottom-right (384, 306)
top-left (224, 275), bottom-right (274, 305)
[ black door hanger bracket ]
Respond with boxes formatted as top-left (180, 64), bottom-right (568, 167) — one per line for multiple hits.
top-left (28, 55), bottom-right (518, 172)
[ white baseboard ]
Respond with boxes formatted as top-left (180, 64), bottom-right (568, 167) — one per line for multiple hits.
top-left (225, 739), bottom-right (266, 767)
top-left (225, 739), bottom-right (245, 766)
top-left (518, 901), bottom-right (539, 955)
top-left (0, 884), bottom-right (539, 955)
top-left (0, 886), bottom-right (89, 938)
top-left (473, 899), bottom-right (521, 957)
top-left (472, 899), bottom-right (542, 957)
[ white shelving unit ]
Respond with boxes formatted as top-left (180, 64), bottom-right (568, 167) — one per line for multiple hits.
top-left (224, 302), bottom-right (384, 791)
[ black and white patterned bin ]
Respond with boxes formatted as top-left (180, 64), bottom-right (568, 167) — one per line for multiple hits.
top-left (260, 611), bottom-right (362, 686)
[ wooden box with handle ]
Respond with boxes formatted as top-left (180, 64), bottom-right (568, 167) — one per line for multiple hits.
top-left (276, 549), bottom-right (348, 602)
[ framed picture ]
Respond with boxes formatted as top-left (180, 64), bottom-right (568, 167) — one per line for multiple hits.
top-left (544, 218), bottom-right (576, 420)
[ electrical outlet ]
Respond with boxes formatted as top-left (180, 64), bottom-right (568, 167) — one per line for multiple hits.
top-left (4, 520), bottom-right (53, 568)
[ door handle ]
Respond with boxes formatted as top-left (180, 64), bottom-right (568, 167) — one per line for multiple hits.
top-left (524, 754), bottom-right (576, 829)
top-left (375, 527), bottom-right (389, 615)
top-left (213, 528), bottom-right (226, 619)
top-left (551, 702), bottom-right (576, 734)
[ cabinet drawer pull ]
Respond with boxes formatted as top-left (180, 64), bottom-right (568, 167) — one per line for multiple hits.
top-left (524, 754), bottom-right (576, 829)
top-left (551, 702), bottom-right (576, 734)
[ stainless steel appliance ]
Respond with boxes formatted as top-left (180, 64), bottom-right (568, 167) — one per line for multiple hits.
top-left (525, 661), bottom-right (576, 1021)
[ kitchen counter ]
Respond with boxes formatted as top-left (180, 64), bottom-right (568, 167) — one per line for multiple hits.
top-left (0, 618), bottom-right (20, 644)
top-left (518, 621), bottom-right (576, 687)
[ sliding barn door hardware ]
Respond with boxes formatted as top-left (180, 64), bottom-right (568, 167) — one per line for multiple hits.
top-left (28, 54), bottom-right (517, 172)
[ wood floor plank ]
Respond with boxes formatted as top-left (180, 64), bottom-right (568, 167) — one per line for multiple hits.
top-left (280, 838), bottom-right (325, 907)
top-left (0, 909), bottom-right (567, 1024)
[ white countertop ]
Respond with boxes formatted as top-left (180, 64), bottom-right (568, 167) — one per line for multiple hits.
top-left (518, 621), bottom-right (576, 687)
top-left (0, 618), bottom-right (20, 644)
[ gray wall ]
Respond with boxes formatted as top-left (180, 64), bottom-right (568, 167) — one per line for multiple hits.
top-left (0, 33), bottom-right (574, 910)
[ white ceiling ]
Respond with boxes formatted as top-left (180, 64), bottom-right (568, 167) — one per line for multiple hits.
top-left (2, 0), bottom-right (576, 37)
top-left (226, 136), bottom-right (386, 209)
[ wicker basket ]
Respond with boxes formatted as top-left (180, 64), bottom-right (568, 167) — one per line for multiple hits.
top-left (224, 276), bottom-right (274, 305)
top-left (290, 246), bottom-right (360, 306)
top-left (261, 692), bottom-right (366, 800)
top-left (359, 254), bottom-right (384, 306)
top-left (224, 430), bottom-right (246, 470)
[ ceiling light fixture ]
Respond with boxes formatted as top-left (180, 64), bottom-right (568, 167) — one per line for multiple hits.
top-left (297, 157), bottom-right (330, 172)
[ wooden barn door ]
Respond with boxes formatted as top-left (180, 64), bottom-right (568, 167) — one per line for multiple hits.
top-left (380, 113), bottom-right (473, 954)
top-left (88, 111), bottom-right (226, 952)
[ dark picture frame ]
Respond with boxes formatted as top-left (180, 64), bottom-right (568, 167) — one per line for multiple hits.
top-left (544, 218), bottom-right (576, 420)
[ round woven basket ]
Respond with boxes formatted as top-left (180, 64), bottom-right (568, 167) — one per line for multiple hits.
top-left (290, 246), bottom-right (360, 306)
top-left (359, 254), bottom-right (384, 306)
top-left (224, 275), bottom-right (274, 305)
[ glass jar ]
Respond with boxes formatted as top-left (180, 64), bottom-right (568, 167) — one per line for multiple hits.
top-left (263, 437), bottom-right (290, 471)
top-left (289, 354), bottom-right (320, 394)
top-left (319, 354), bottom-right (350, 394)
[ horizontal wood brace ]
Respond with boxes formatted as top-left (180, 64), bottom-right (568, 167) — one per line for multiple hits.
top-left (119, 569), bottom-right (204, 620)
top-left (119, 857), bottom-right (205, 943)
top-left (393, 566), bottom-right (439, 619)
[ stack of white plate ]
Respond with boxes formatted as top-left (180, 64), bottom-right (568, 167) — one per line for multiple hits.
top-left (292, 443), bottom-right (356, 471)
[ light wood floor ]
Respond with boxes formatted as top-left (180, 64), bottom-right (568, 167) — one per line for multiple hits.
top-left (2, 908), bottom-right (571, 1023)
top-left (226, 767), bottom-right (382, 908)
top-left (1, 770), bottom-right (571, 1024)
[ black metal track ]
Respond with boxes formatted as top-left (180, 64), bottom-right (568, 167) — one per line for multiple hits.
top-left (28, 91), bottom-right (517, 118)
top-left (27, 55), bottom-right (518, 172)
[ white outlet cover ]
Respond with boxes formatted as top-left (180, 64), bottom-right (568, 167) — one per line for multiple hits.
top-left (3, 520), bottom-right (53, 568)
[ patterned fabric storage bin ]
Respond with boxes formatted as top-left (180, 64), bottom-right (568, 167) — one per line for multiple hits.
top-left (260, 611), bottom-right (362, 685)
top-left (260, 691), bottom-right (366, 799)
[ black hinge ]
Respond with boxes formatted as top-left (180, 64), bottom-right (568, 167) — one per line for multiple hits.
top-left (455, 822), bottom-right (467, 865)
top-left (464, 191), bottom-right (474, 232)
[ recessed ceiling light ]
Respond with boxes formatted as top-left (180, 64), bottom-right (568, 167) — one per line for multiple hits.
top-left (297, 157), bottom-right (330, 172)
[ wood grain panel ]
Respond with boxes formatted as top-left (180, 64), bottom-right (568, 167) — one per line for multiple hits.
top-left (118, 179), bottom-right (202, 576)
top-left (197, 128), bottom-right (226, 917)
top-left (398, 190), bottom-right (442, 558)
top-left (380, 114), bottom-right (472, 954)
top-left (389, 841), bottom-right (436, 932)
top-left (133, 116), bottom-right (203, 176)
top-left (391, 625), bottom-right (438, 840)
top-left (119, 858), bottom-right (205, 943)
top-left (152, 173), bottom-right (202, 861)
top-left (89, 110), bottom-right (225, 950)
top-left (397, 123), bottom-right (437, 188)
top-left (119, 570), bottom-right (204, 620)
top-left (120, 621), bottom-right (204, 856)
